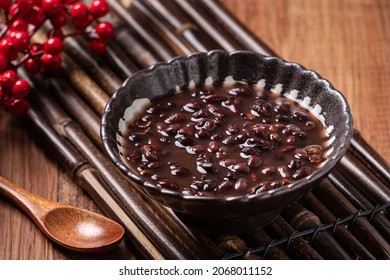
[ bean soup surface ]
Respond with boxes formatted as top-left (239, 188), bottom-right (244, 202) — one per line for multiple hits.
top-left (121, 83), bottom-right (327, 197)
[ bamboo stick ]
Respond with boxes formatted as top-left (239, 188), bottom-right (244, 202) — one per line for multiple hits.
top-left (107, 0), bottom-right (175, 61)
top-left (28, 72), bottom-right (102, 147)
top-left (213, 234), bottom-right (253, 258)
top-left (63, 35), bottom-right (122, 95)
top-left (313, 179), bottom-right (390, 259)
top-left (240, 229), bottom-right (290, 260)
top-left (61, 53), bottom-right (109, 115)
top-left (45, 77), bottom-right (102, 147)
top-left (113, 25), bottom-right (160, 68)
top-left (104, 40), bottom-right (138, 79)
top-left (131, 0), bottom-right (194, 56)
top-left (328, 168), bottom-right (390, 240)
top-left (350, 130), bottom-right (390, 187)
top-left (300, 192), bottom-right (375, 259)
top-left (264, 216), bottom-right (323, 259)
top-left (172, 0), bottom-right (239, 52)
top-left (337, 152), bottom-right (390, 205)
top-left (139, 0), bottom-right (213, 52)
top-left (198, 0), bottom-right (276, 55)
top-left (282, 202), bottom-right (351, 259)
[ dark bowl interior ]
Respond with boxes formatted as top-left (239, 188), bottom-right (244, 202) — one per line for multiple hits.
top-left (101, 50), bottom-right (353, 233)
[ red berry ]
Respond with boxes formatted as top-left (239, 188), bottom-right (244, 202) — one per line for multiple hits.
top-left (96, 22), bottom-right (114, 39)
top-left (89, 37), bottom-right (107, 54)
top-left (90, 0), bottom-right (109, 18)
top-left (17, 0), bottom-right (40, 13)
top-left (70, 2), bottom-right (89, 20)
top-left (42, 53), bottom-right (62, 72)
top-left (50, 28), bottom-right (65, 39)
top-left (9, 31), bottom-right (31, 52)
top-left (0, 54), bottom-right (9, 72)
top-left (0, 39), bottom-right (18, 60)
top-left (0, 70), bottom-right (18, 89)
top-left (0, 0), bottom-right (13, 9)
top-left (12, 79), bottom-right (31, 99)
top-left (50, 10), bottom-right (68, 28)
top-left (2, 97), bottom-right (30, 116)
top-left (43, 37), bottom-right (64, 55)
top-left (30, 43), bottom-right (43, 54)
top-left (8, 4), bottom-right (20, 19)
top-left (72, 16), bottom-right (93, 30)
top-left (23, 5), bottom-right (46, 26)
top-left (42, 0), bottom-right (63, 15)
top-left (17, 0), bottom-right (40, 6)
top-left (9, 19), bottom-right (29, 32)
top-left (24, 57), bottom-right (42, 74)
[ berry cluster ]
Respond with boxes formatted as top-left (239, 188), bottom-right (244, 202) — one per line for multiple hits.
top-left (0, 0), bottom-right (114, 116)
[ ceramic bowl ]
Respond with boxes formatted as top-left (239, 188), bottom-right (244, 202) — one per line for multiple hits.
top-left (101, 50), bottom-right (353, 233)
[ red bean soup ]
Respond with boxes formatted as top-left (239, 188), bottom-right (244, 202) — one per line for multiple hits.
top-left (121, 82), bottom-right (327, 198)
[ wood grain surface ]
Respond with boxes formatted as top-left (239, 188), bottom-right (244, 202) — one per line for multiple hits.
top-left (0, 0), bottom-right (389, 260)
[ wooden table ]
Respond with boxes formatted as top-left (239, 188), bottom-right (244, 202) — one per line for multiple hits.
top-left (0, 0), bottom-right (389, 260)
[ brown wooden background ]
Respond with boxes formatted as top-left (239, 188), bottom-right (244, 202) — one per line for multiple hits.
top-left (0, 0), bottom-right (389, 259)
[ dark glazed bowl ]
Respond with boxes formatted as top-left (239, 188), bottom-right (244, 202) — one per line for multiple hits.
top-left (101, 50), bottom-right (353, 233)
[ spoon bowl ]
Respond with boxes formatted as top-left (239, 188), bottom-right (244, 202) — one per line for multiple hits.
top-left (0, 175), bottom-right (125, 253)
top-left (42, 207), bottom-right (125, 253)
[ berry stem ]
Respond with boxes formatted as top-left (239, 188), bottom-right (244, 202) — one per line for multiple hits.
top-left (63, 30), bottom-right (89, 38)
top-left (15, 50), bottom-right (44, 67)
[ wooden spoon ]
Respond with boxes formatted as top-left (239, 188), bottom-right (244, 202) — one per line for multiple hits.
top-left (0, 175), bottom-right (125, 253)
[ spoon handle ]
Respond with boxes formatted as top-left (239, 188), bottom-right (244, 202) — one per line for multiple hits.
top-left (0, 175), bottom-right (56, 222)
